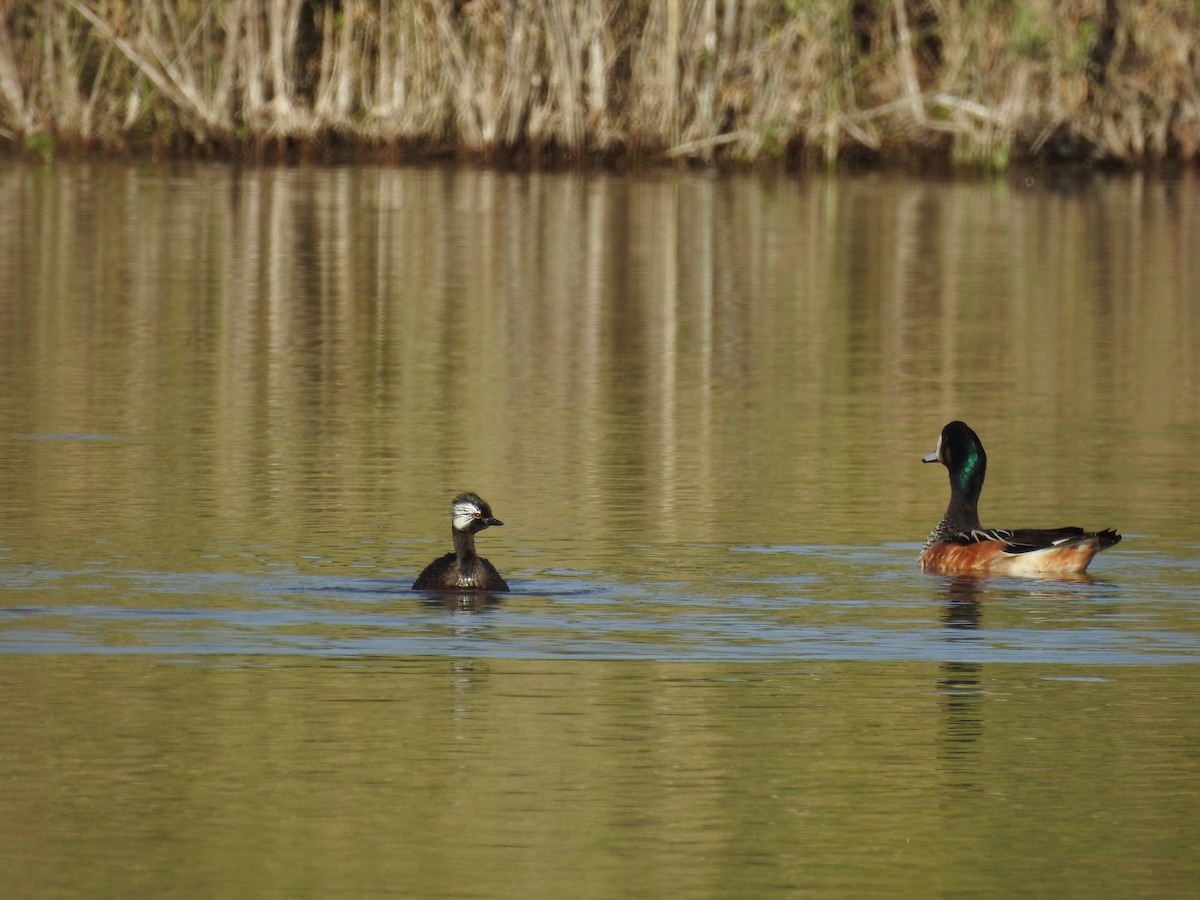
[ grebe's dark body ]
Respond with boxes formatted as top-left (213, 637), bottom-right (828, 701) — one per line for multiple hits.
top-left (413, 492), bottom-right (510, 592)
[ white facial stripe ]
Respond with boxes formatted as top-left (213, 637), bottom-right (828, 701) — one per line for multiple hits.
top-left (452, 500), bottom-right (481, 531)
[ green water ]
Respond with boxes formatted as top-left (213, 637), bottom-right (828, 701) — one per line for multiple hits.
top-left (0, 163), bottom-right (1198, 897)
top-left (3, 657), bottom-right (1197, 897)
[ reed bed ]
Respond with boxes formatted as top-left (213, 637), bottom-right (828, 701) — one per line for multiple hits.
top-left (1, 0), bottom-right (1197, 168)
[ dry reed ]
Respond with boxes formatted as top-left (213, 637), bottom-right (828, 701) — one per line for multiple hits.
top-left (0, 0), bottom-right (1196, 168)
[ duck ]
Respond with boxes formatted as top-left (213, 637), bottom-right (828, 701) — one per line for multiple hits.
top-left (412, 492), bottom-right (510, 592)
top-left (919, 421), bottom-right (1121, 575)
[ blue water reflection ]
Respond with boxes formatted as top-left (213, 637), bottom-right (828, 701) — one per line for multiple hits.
top-left (3, 545), bottom-right (1195, 664)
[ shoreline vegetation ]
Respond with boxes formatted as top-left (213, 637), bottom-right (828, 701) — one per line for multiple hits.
top-left (1, 1), bottom-right (1197, 171)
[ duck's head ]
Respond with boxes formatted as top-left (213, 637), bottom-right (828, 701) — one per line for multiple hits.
top-left (451, 492), bottom-right (504, 534)
top-left (923, 421), bottom-right (987, 493)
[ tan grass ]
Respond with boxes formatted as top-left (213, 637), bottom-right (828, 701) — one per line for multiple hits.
top-left (1, 0), bottom-right (1196, 167)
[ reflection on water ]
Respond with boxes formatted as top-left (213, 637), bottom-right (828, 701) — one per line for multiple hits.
top-left (938, 577), bottom-right (986, 783)
top-left (1, 653), bottom-right (1198, 897)
top-left (417, 589), bottom-right (506, 613)
top-left (1, 164), bottom-right (1198, 566)
top-left (941, 575), bottom-right (986, 632)
top-left (1, 163), bottom-right (1199, 896)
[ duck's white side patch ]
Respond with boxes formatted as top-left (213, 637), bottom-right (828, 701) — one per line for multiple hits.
top-left (998, 543), bottom-right (1097, 574)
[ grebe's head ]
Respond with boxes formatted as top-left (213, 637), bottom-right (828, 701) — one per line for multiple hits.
top-left (451, 492), bottom-right (504, 534)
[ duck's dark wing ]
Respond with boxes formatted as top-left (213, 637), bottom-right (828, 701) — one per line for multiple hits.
top-left (949, 526), bottom-right (1121, 555)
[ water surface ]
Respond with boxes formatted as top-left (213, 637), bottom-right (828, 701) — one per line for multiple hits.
top-left (1, 163), bottom-right (1198, 896)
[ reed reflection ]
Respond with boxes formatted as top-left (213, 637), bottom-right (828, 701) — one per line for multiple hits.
top-left (0, 164), bottom-right (1197, 571)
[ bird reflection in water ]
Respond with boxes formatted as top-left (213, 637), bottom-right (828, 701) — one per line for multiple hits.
top-left (938, 576), bottom-right (987, 786)
top-left (417, 591), bottom-right (505, 613)
top-left (935, 571), bottom-right (1100, 787)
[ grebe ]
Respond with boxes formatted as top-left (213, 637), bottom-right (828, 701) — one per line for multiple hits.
top-left (413, 492), bottom-right (510, 591)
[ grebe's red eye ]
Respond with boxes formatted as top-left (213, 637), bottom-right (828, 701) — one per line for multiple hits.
top-left (473, 511), bottom-right (482, 518)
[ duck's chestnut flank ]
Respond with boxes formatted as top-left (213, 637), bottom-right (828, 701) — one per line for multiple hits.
top-left (919, 421), bottom-right (1121, 575)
